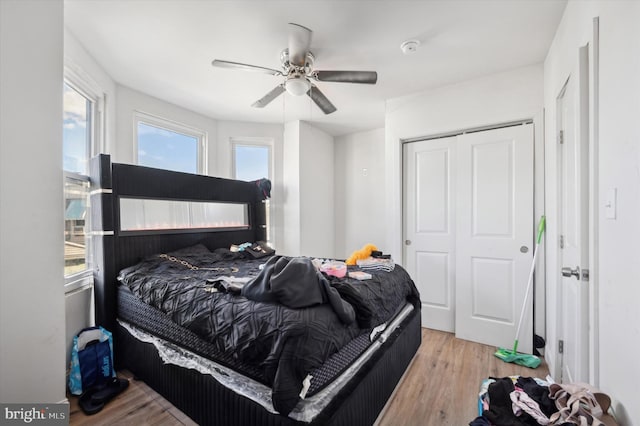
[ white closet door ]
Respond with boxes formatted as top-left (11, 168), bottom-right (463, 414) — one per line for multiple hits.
top-left (455, 124), bottom-right (534, 353)
top-left (403, 137), bottom-right (456, 331)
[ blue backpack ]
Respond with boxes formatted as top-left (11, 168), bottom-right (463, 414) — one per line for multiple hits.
top-left (68, 326), bottom-right (115, 395)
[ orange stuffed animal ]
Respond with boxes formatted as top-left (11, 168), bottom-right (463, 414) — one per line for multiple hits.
top-left (346, 243), bottom-right (378, 266)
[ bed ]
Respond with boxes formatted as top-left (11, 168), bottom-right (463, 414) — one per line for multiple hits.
top-left (90, 154), bottom-right (422, 425)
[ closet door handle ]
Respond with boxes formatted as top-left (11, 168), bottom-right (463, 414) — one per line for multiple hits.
top-left (561, 266), bottom-right (580, 280)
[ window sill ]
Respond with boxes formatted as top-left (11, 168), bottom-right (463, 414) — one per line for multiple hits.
top-left (64, 274), bottom-right (93, 295)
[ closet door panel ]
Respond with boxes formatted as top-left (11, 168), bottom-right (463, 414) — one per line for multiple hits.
top-left (455, 124), bottom-right (534, 353)
top-left (403, 137), bottom-right (456, 332)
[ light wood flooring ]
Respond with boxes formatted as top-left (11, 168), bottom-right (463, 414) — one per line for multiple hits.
top-left (69, 328), bottom-right (548, 425)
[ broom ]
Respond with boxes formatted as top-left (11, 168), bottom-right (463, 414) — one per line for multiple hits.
top-left (494, 216), bottom-right (546, 368)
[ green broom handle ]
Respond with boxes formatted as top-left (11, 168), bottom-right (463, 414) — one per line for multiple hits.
top-left (537, 215), bottom-right (546, 245)
top-left (512, 215), bottom-right (546, 354)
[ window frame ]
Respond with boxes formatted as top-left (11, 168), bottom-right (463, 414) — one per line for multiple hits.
top-left (63, 171), bottom-right (92, 290)
top-left (63, 70), bottom-right (104, 292)
top-left (231, 138), bottom-right (274, 246)
top-left (133, 111), bottom-right (208, 175)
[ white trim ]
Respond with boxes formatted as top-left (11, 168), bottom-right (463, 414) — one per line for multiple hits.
top-left (133, 110), bottom-right (208, 175)
top-left (401, 118), bottom-right (533, 143)
top-left (64, 170), bottom-right (90, 183)
top-left (230, 138), bottom-right (274, 246)
top-left (554, 76), bottom-right (569, 382)
top-left (588, 16), bottom-right (600, 388)
top-left (63, 67), bottom-right (105, 159)
top-left (64, 273), bottom-right (93, 293)
top-left (61, 73), bottom-right (97, 292)
top-left (63, 172), bottom-right (91, 280)
top-left (64, 281), bottom-right (93, 297)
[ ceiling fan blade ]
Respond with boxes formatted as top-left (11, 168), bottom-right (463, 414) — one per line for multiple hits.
top-left (314, 70), bottom-right (378, 84)
top-left (288, 23), bottom-right (312, 67)
top-left (212, 59), bottom-right (282, 76)
top-left (307, 84), bottom-right (336, 115)
top-left (251, 84), bottom-right (286, 108)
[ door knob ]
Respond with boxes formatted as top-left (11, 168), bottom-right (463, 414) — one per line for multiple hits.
top-left (405, 240), bottom-right (412, 246)
top-left (561, 266), bottom-right (580, 280)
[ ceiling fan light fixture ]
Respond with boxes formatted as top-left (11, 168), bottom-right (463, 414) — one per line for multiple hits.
top-left (285, 76), bottom-right (310, 96)
top-left (213, 23), bottom-right (377, 113)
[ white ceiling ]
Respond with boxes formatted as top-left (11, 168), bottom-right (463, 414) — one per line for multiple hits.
top-left (64, 0), bottom-right (567, 136)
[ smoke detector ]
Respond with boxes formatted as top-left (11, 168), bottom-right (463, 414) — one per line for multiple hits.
top-left (400, 39), bottom-right (420, 55)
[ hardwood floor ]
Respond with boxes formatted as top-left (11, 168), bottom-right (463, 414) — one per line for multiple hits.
top-left (377, 328), bottom-right (548, 425)
top-left (68, 370), bottom-right (196, 426)
top-left (69, 328), bottom-right (548, 425)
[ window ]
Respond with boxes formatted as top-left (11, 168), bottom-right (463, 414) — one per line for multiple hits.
top-left (232, 140), bottom-right (272, 244)
top-left (134, 112), bottom-right (206, 174)
top-left (63, 82), bottom-right (95, 287)
top-left (63, 83), bottom-right (92, 174)
top-left (233, 144), bottom-right (271, 181)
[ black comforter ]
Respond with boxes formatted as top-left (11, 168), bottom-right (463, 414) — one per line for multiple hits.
top-left (118, 244), bottom-right (419, 414)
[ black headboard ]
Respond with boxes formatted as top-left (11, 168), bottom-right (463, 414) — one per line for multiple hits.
top-left (90, 154), bottom-right (266, 332)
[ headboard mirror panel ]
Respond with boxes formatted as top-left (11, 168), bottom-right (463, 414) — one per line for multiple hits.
top-left (119, 198), bottom-right (250, 233)
top-left (90, 154), bottom-right (266, 332)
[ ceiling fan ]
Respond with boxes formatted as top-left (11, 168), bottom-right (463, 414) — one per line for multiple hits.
top-left (212, 23), bottom-right (377, 115)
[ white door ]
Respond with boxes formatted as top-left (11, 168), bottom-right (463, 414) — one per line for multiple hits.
top-left (455, 124), bottom-right (534, 353)
top-left (557, 46), bottom-right (590, 383)
top-left (403, 137), bottom-right (456, 331)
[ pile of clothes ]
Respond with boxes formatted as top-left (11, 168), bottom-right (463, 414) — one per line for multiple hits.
top-left (470, 376), bottom-right (617, 426)
top-left (229, 241), bottom-right (275, 258)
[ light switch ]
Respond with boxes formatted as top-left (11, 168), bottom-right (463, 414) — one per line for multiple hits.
top-left (604, 188), bottom-right (616, 219)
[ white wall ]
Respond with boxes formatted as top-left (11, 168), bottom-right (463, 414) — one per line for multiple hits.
top-left (0, 0), bottom-right (67, 404)
top-left (299, 121), bottom-right (335, 258)
top-left (281, 121), bottom-right (335, 258)
top-left (114, 85), bottom-right (219, 173)
top-left (282, 121), bottom-right (302, 256)
top-left (598, 6), bottom-right (640, 422)
top-left (385, 64), bottom-right (546, 337)
top-left (334, 128), bottom-right (386, 259)
top-left (544, 1), bottom-right (640, 423)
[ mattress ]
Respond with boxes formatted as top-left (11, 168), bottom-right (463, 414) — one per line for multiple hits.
top-left (118, 284), bottom-right (408, 397)
top-left (117, 302), bottom-right (414, 422)
top-left (115, 302), bottom-right (422, 425)
top-left (117, 244), bottom-right (420, 414)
